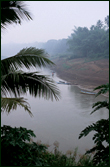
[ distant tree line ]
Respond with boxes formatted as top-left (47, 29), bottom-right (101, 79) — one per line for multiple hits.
top-left (42, 15), bottom-right (109, 60)
top-left (1, 15), bottom-right (109, 60)
top-left (1, 39), bottom-right (68, 59)
top-left (67, 15), bottom-right (109, 59)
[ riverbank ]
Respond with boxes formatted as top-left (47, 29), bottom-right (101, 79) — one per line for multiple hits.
top-left (51, 58), bottom-right (109, 97)
top-left (56, 72), bottom-right (109, 97)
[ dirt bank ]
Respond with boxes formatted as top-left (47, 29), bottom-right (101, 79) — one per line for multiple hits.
top-left (51, 58), bottom-right (109, 95)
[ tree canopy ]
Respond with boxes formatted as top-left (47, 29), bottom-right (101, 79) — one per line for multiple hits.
top-left (67, 16), bottom-right (109, 59)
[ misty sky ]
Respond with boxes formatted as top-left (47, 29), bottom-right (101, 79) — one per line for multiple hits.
top-left (1, 1), bottom-right (109, 44)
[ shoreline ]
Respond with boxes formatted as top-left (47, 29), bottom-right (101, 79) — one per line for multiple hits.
top-left (51, 57), bottom-right (109, 98)
top-left (56, 73), bottom-right (109, 98)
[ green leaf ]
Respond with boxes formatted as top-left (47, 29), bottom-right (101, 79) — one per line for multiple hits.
top-left (1, 47), bottom-right (60, 115)
top-left (1, 47), bottom-right (55, 75)
top-left (1, 70), bottom-right (60, 101)
top-left (1, 97), bottom-right (33, 116)
top-left (91, 101), bottom-right (109, 114)
top-left (1, 1), bottom-right (32, 29)
top-left (94, 83), bottom-right (109, 97)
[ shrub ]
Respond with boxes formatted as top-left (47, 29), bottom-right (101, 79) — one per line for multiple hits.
top-left (1, 125), bottom-right (48, 166)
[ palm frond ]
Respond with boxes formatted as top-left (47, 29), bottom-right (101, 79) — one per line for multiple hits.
top-left (90, 101), bottom-right (109, 114)
top-left (1, 1), bottom-right (32, 29)
top-left (79, 118), bottom-right (109, 140)
top-left (78, 124), bottom-right (95, 139)
top-left (1, 70), bottom-right (61, 101)
top-left (1, 47), bottom-right (55, 75)
top-left (1, 97), bottom-right (33, 116)
top-left (94, 83), bottom-right (109, 97)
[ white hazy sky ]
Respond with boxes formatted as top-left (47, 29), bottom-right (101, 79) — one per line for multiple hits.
top-left (1, 1), bottom-right (109, 44)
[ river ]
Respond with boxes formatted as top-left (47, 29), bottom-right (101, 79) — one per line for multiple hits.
top-left (1, 68), bottom-right (109, 155)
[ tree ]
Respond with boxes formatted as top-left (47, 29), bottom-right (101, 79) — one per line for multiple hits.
top-left (96, 20), bottom-right (103, 29)
top-left (67, 16), bottom-right (109, 59)
top-left (1, 1), bottom-right (32, 29)
top-left (105, 15), bottom-right (109, 29)
top-left (1, 48), bottom-right (60, 116)
top-left (90, 25), bottom-right (95, 31)
top-left (1, 125), bottom-right (49, 166)
top-left (1, 1), bottom-right (60, 116)
top-left (79, 83), bottom-right (109, 166)
top-left (1, 2), bottom-right (61, 166)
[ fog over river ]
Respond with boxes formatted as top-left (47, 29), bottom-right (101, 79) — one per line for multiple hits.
top-left (1, 68), bottom-right (109, 155)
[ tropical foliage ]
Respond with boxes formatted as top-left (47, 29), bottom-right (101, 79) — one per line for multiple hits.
top-left (1, 125), bottom-right (94, 166)
top-left (79, 83), bottom-right (109, 166)
top-left (1, 1), bottom-right (61, 166)
top-left (1, 2), bottom-right (60, 115)
top-left (1, 119), bottom-right (109, 166)
top-left (1, 1), bottom-right (32, 29)
top-left (45, 15), bottom-right (109, 60)
top-left (1, 47), bottom-right (60, 115)
top-left (67, 16), bottom-right (109, 59)
top-left (1, 125), bottom-right (49, 166)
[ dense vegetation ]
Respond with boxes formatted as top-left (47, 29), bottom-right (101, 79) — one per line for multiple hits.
top-left (67, 16), bottom-right (109, 60)
top-left (24, 15), bottom-right (108, 61)
top-left (2, 16), bottom-right (109, 61)
top-left (42, 39), bottom-right (68, 57)
top-left (38, 16), bottom-right (109, 61)
top-left (39, 16), bottom-right (109, 61)
top-left (1, 125), bottom-right (94, 166)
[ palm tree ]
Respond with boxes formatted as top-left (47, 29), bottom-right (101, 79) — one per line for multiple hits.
top-left (1, 2), bottom-right (60, 116)
top-left (1, 1), bottom-right (32, 29)
top-left (1, 47), bottom-right (60, 116)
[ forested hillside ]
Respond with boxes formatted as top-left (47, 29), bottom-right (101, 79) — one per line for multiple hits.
top-left (50, 16), bottom-right (109, 89)
top-left (66, 16), bottom-right (109, 60)
top-left (1, 39), bottom-right (68, 59)
top-left (2, 16), bottom-right (109, 61)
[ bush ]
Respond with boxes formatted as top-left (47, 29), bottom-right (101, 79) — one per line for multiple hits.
top-left (1, 125), bottom-right (94, 166)
top-left (1, 125), bottom-right (48, 166)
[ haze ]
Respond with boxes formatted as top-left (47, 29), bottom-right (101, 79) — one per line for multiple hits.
top-left (1, 1), bottom-right (109, 44)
